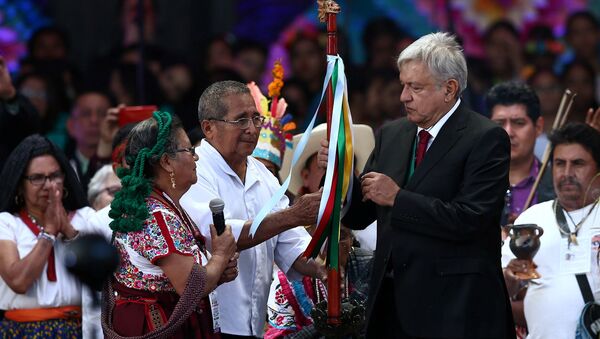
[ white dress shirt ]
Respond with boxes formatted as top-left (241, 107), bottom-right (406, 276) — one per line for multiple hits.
top-left (181, 140), bottom-right (310, 337)
top-left (417, 98), bottom-right (461, 150)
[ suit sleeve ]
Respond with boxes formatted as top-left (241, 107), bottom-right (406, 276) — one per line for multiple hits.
top-left (390, 126), bottom-right (510, 241)
top-left (341, 128), bottom-right (381, 230)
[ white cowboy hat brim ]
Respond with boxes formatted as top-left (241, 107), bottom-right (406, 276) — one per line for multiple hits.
top-left (279, 123), bottom-right (375, 196)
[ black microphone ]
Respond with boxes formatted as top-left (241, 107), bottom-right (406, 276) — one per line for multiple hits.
top-left (209, 198), bottom-right (226, 235)
top-left (64, 233), bottom-right (120, 291)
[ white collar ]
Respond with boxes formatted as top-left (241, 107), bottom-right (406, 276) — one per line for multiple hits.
top-left (417, 98), bottom-right (461, 138)
top-left (198, 139), bottom-right (260, 188)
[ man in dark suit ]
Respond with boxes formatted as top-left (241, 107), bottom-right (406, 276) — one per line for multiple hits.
top-left (319, 32), bottom-right (515, 338)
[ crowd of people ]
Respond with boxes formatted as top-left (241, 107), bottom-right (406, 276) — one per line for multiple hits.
top-left (0, 9), bottom-right (599, 339)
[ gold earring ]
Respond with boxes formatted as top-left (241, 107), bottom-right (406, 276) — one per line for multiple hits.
top-left (170, 172), bottom-right (176, 189)
top-left (63, 188), bottom-right (69, 199)
top-left (14, 195), bottom-right (21, 206)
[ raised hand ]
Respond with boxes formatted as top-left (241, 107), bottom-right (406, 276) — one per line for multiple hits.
top-left (586, 107), bottom-right (600, 132)
top-left (0, 56), bottom-right (16, 101)
top-left (97, 104), bottom-right (124, 158)
top-left (43, 183), bottom-right (64, 236)
top-left (317, 139), bottom-right (329, 170)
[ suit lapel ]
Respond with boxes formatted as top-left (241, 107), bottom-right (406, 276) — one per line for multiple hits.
top-left (391, 121), bottom-right (417, 187)
top-left (406, 104), bottom-right (468, 190)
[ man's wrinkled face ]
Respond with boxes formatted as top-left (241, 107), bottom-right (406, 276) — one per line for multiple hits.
top-left (399, 60), bottom-right (448, 128)
top-left (207, 93), bottom-right (261, 165)
top-left (553, 143), bottom-right (599, 208)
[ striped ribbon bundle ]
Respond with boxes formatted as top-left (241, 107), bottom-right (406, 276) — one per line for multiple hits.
top-left (303, 56), bottom-right (354, 273)
top-left (249, 55), bottom-right (354, 275)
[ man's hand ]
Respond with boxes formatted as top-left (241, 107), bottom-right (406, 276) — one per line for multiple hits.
top-left (360, 172), bottom-right (400, 206)
top-left (0, 56), bottom-right (16, 101)
top-left (586, 107), bottom-right (600, 132)
top-left (503, 259), bottom-right (531, 297)
top-left (290, 188), bottom-right (323, 226)
top-left (97, 104), bottom-right (124, 158)
top-left (317, 139), bottom-right (329, 170)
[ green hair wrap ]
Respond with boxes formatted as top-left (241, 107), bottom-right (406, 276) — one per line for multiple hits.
top-left (108, 111), bottom-right (173, 233)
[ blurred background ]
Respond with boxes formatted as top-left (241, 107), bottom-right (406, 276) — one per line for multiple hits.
top-left (2, 0), bottom-right (600, 135)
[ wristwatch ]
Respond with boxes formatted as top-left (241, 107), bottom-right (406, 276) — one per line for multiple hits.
top-left (38, 231), bottom-right (56, 245)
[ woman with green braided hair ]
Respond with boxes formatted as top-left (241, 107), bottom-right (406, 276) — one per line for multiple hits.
top-left (101, 111), bottom-right (238, 338)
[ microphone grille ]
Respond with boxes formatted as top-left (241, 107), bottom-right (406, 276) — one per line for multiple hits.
top-left (209, 198), bottom-right (225, 213)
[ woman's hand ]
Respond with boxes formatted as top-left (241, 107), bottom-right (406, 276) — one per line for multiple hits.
top-left (205, 225), bottom-right (237, 293)
top-left (43, 183), bottom-right (65, 236)
top-left (210, 224), bottom-right (237, 260)
top-left (218, 252), bottom-right (239, 285)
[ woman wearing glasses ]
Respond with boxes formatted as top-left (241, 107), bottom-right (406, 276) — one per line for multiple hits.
top-left (0, 134), bottom-right (93, 337)
top-left (102, 111), bottom-right (238, 338)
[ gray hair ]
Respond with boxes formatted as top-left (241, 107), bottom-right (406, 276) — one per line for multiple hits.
top-left (125, 114), bottom-right (183, 179)
top-left (397, 32), bottom-right (467, 95)
top-left (198, 80), bottom-right (251, 121)
top-left (87, 164), bottom-right (116, 205)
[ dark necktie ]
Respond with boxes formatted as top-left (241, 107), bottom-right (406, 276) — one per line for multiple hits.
top-left (415, 130), bottom-right (431, 167)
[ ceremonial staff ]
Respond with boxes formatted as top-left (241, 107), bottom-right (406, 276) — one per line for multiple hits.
top-left (523, 89), bottom-right (576, 209)
top-left (318, 0), bottom-right (342, 326)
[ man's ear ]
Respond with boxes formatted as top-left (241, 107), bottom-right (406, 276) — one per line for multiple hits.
top-left (445, 79), bottom-right (459, 100)
top-left (201, 120), bottom-right (213, 140)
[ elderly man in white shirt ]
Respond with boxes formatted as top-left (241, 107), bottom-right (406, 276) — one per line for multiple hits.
top-left (181, 80), bottom-right (323, 338)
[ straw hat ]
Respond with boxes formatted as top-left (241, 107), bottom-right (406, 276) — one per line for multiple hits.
top-left (279, 123), bottom-right (375, 196)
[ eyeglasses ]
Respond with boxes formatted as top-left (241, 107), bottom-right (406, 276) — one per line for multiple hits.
top-left (209, 116), bottom-right (265, 129)
top-left (24, 171), bottom-right (65, 186)
top-left (175, 147), bottom-right (196, 156)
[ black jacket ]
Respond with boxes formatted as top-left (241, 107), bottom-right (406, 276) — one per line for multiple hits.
top-left (343, 103), bottom-right (516, 338)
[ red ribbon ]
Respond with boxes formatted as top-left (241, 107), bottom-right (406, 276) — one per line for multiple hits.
top-left (19, 210), bottom-right (56, 282)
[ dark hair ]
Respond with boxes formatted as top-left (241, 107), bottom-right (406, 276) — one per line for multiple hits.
top-left (15, 72), bottom-right (61, 133)
top-left (109, 111), bottom-right (179, 233)
top-left (27, 25), bottom-right (69, 57)
top-left (197, 80), bottom-right (250, 121)
top-left (125, 114), bottom-right (183, 179)
top-left (549, 123), bottom-right (600, 168)
top-left (485, 81), bottom-right (541, 122)
top-left (111, 63), bottom-right (163, 105)
top-left (233, 39), bottom-right (268, 58)
top-left (560, 59), bottom-right (596, 84)
top-left (361, 17), bottom-right (402, 51)
top-left (527, 67), bottom-right (560, 87)
top-left (483, 20), bottom-right (520, 43)
top-left (566, 11), bottom-right (600, 36)
top-left (112, 123), bottom-right (138, 151)
top-left (0, 135), bottom-right (88, 213)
